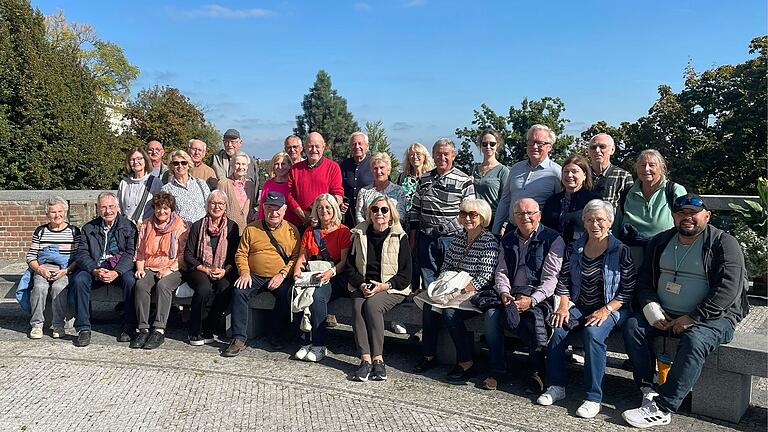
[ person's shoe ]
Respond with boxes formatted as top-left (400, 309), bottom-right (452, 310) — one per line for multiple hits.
top-left (268, 335), bottom-right (285, 350)
top-left (390, 322), bottom-right (407, 334)
top-left (189, 334), bottom-right (206, 346)
top-left (305, 346), bottom-right (326, 362)
top-left (201, 333), bottom-right (216, 344)
top-left (446, 364), bottom-right (475, 382)
top-left (480, 376), bottom-right (498, 391)
top-left (117, 332), bottom-right (132, 343)
top-left (130, 330), bottom-right (149, 349)
top-left (73, 330), bottom-right (91, 347)
top-left (325, 314), bottom-right (338, 328)
top-left (525, 372), bottom-right (545, 394)
top-left (414, 357), bottom-right (438, 373)
top-left (354, 361), bottom-right (372, 382)
top-left (142, 331), bottom-right (165, 350)
top-left (576, 400), bottom-right (601, 418)
top-left (294, 344), bottom-right (312, 360)
top-left (222, 339), bottom-right (246, 357)
top-left (622, 401), bottom-right (672, 428)
top-left (536, 386), bottom-right (566, 406)
top-left (51, 327), bottom-right (65, 339)
top-left (640, 386), bottom-right (659, 408)
top-left (371, 360), bottom-right (387, 381)
top-left (29, 327), bottom-right (43, 339)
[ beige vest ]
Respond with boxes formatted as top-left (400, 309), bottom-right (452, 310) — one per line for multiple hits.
top-left (348, 222), bottom-right (410, 295)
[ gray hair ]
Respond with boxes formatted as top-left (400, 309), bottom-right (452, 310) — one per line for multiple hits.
top-left (432, 138), bottom-right (456, 155)
top-left (207, 189), bottom-right (228, 206)
top-left (97, 191), bottom-right (118, 205)
top-left (233, 151), bottom-right (251, 167)
top-left (525, 124), bottom-right (556, 144)
top-left (169, 149), bottom-right (193, 166)
top-left (188, 139), bottom-right (207, 151)
top-left (589, 133), bottom-right (615, 148)
top-left (636, 149), bottom-right (668, 182)
top-left (46, 196), bottom-right (69, 213)
top-left (348, 131), bottom-right (369, 146)
top-left (369, 152), bottom-right (392, 170)
top-left (583, 199), bottom-right (615, 222)
top-left (459, 198), bottom-right (492, 228)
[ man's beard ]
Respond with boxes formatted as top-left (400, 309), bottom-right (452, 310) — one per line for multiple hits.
top-left (677, 222), bottom-right (705, 237)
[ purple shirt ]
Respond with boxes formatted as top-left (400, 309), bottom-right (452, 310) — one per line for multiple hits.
top-left (494, 228), bottom-right (565, 304)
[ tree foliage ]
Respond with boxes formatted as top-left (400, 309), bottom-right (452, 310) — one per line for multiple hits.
top-left (294, 70), bottom-right (359, 160)
top-left (365, 120), bottom-right (399, 180)
top-left (455, 97), bottom-right (575, 173)
top-left (0, 0), bottom-right (128, 189)
top-left (123, 85), bottom-right (221, 159)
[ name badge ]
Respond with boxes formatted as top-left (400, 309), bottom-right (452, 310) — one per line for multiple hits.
top-left (665, 281), bottom-right (682, 295)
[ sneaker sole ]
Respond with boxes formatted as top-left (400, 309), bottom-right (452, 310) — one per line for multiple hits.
top-left (354, 374), bottom-right (370, 382)
top-left (189, 340), bottom-right (205, 346)
top-left (371, 375), bottom-right (387, 381)
top-left (622, 412), bottom-right (671, 428)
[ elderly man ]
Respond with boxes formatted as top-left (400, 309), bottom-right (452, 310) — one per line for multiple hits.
top-left (339, 131), bottom-right (374, 227)
top-left (622, 194), bottom-right (749, 428)
top-left (409, 138), bottom-right (475, 289)
top-left (587, 133), bottom-right (633, 209)
top-left (70, 192), bottom-right (138, 347)
top-left (222, 191), bottom-right (300, 357)
top-left (483, 198), bottom-right (565, 392)
top-left (146, 140), bottom-right (168, 181)
top-left (286, 132), bottom-right (344, 229)
top-left (162, 139), bottom-right (217, 186)
top-left (284, 135), bottom-right (304, 164)
top-left (212, 128), bottom-right (259, 184)
top-left (494, 124), bottom-right (562, 236)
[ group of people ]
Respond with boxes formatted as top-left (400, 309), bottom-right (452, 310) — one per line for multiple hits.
top-left (21, 125), bottom-right (749, 429)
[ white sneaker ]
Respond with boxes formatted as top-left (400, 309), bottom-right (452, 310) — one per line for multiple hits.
top-left (294, 344), bottom-right (312, 361)
top-left (51, 327), bottom-right (65, 339)
top-left (305, 346), bottom-right (326, 362)
top-left (391, 322), bottom-right (407, 334)
top-left (622, 401), bottom-right (672, 428)
top-left (536, 386), bottom-right (566, 406)
top-left (640, 386), bottom-right (659, 407)
top-left (576, 400), bottom-right (601, 418)
top-left (29, 327), bottom-right (43, 339)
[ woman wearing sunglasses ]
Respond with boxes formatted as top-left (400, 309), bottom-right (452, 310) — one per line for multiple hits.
top-left (161, 149), bottom-right (211, 224)
top-left (471, 129), bottom-right (509, 228)
top-left (345, 196), bottom-right (412, 382)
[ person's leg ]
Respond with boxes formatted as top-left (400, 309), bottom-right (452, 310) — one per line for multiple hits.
top-left (49, 275), bottom-right (69, 329)
top-left (268, 277), bottom-right (293, 338)
top-left (420, 303), bottom-right (440, 358)
top-left (229, 275), bottom-right (266, 341)
top-left (29, 274), bottom-right (50, 329)
top-left (186, 269), bottom-right (214, 336)
top-left (418, 234), bottom-right (439, 289)
top-left (206, 277), bottom-right (233, 336)
top-left (654, 318), bottom-right (735, 412)
top-left (363, 292), bottom-right (404, 358)
top-left (441, 308), bottom-right (475, 364)
top-left (152, 270), bottom-right (182, 330)
top-left (622, 312), bottom-right (658, 389)
top-left (483, 307), bottom-right (507, 377)
top-left (516, 310), bottom-right (546, 376)
top-left (114, 270), bottom-right (137, 332)
top-left (350, 290), bottom-right (371, 357)
top-left (134, 270), bottom-right (157, 332)
top-left (308, 282), bottom-right (332, 346)
top-left (582, 311), bottom-right (619, 403)
top-left (71, 270), bottom-right (94, 332)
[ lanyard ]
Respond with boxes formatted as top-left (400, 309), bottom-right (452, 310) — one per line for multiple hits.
top-left (673, 235), bottom-right (699, 283)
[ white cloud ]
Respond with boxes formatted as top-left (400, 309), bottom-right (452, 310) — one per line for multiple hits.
top-left (176, 4), bottom-right (273, 19)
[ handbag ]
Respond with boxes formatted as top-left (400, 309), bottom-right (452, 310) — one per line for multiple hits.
top-left (426, 270), bottom-right (473, 305)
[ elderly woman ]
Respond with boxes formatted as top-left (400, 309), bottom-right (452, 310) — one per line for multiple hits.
top-left (217, 151), bottom-right (257, 234)
top-left (616, 149), bottom-right (686, 263)
top-left (396, 143), bottom-right (434, 215)
top-left (354, 152), bottom-right (406, 224)
top-left (414, 198), bottom-right (499, 382)
top-left (184, 190), bottom-right (240, 346)
top-left (471, 129), bottom-right (510, 227)
top-left (292, 194), bottom-right (351, 362)
top-left (23, 197), bottom-right (81, 339)
top-left (161, 149), bottom-right (211, 224)
top-left (131, 192), bottom-right (188, 350)
top-left (117, 147), bottom-right (163, 224)
top-left (258, 151), bottom-right (301, 227)
top-left (542, 154), bottom-right (600, 245)
top-left (537, 199), bottom-right (635, 418)
top-left (345, 196), bottom-right (412, 381)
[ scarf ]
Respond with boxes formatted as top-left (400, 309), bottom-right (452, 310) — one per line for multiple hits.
top-left (198, 215), bottom-right (228, 269)
top-left (148, 212), bottom-right (182, 259)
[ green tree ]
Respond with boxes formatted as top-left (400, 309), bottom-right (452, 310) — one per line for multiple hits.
top-left (294, 70), bottom-right (359, 160)
top-left (123, 85), bottom-right (221, 158)
top-left (0, 0), bottom-right (126, 189)
top-left (365, 120), bottom-right (399, 180)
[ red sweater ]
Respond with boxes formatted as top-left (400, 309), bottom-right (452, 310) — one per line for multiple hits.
top-left (287, 157), bottom-right (344, 216)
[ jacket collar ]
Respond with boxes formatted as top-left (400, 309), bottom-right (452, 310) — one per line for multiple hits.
top-left (351, 221), bottom-right (405, 237)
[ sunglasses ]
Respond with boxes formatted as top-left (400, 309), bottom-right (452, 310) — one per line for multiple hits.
top-left (171, 160), bottom-right (189, 166)
top-left (371, 206), bottom-right (390, 215)
top-left (673, 196), bottom-right (705, 212)
top-left (481, 141), bottom-right (497, 148)
top-left (459, 210), bottom-right (480, 219)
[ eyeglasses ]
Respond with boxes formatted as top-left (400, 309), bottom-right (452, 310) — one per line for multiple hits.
top-left (409, 153), bottom-right (423, 159)
top-left (171, 160), bottom-right (189, 167)
top-left (209, 201), bottom-right (226, 208)
top-left (129, 157), bottom-right (144, 164)
top-left (371, 206), bottom-right (390, 215)
top-left (589, 144), bottom-right (610, 150)
top-left (584, 217), bottom-right (609, 225)
top-left (480, 141), bottom-right (497, 148)
top-left (673, 196), bottom-right (706, 212)
top-left (147, 148), bottom-right (162, 154)
top-left (459, 210), bottom-right (480, 219)
top-left (513, 211), bottom-right (540, 218)
top-left (527, 140), bottom-right (552, 148)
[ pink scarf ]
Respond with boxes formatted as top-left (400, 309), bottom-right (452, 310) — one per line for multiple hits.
top-left (197, 215), bottom-right (228, 269)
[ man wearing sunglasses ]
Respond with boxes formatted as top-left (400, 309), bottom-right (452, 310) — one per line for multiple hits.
top-left (587, 133), bottom-right (634, 209)
top-left (622, 194), bottom-right (749, 428)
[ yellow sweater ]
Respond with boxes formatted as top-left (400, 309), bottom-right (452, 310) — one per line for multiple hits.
top-left (235, 220), bottom-right (300, 278)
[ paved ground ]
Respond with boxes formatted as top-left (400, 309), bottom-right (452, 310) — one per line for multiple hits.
top-left (0, 261), bottom-right (765, 431)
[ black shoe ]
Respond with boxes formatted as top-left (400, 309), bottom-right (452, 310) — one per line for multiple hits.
top-left (371, 360), bottom-right (388, 381)
top-left (117, 332), bottom-right (132, 343)
top-left (446, 364), bottom-right (476, 382)
top-left (73, 330), bottom-right (91, 347)
top-left (414, 357), bottom-right (438, 373)
top-left (268, 335), bottom-right (285, 350)
top-left (525, 372), bottom-right (545, 394)
top-left (189, 334), bottom-right (205, 346)
top-left (354, 361), bottom-right (372, 382)
top-left (130, 330), bottom-right (149, 349)
top-left (142, 331), bottom-right (165, 350)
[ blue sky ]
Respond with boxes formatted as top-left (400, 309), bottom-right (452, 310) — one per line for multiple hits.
top-left (32, 1), bottom-right (766, 159)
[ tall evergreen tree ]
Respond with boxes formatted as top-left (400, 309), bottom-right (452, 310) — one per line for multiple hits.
top-left (294, 70), bottom-right (359, 160)
top-left (365, 120), bottom-right (399, 180)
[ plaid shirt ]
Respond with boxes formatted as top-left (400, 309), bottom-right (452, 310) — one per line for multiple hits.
top-left (409, 167), bottom-right (475, 236)
top-left (591, 163), bottom-right (634, 209)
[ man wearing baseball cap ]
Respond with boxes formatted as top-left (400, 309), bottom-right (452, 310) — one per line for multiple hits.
top-left (621, 193), bottom-right (749, 428)
top-left (223, 191), bottom-right (300, 357)
top-left (211, 128), bottom-right (259, 186)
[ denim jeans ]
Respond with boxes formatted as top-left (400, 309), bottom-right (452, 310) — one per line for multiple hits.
top-left (484, 306), bottom-right (548, 377)
top-left (417, 233), bottom-right (453, 290)
top-left (546, 306), bottom-right (628, 402)
top-left (422, 303), bottom-right (477, 363)
top-left (230, 274), bottom-right (292, 342)
top-left (622, 312), bottom-right (735, 412)
top-left (71, 269), bottom-right (136, 333)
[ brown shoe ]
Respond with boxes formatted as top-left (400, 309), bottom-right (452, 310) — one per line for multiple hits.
top-left (325, 314), bottom-right (338, 328)
top-left (480, 376), bottom-right (498, 391)
top-left (222, 339), bottom-right (246, 357)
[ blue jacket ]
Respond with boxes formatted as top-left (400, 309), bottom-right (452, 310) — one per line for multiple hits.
top-left (16, 246), bottom-right (72, 313)
top-left (75, 213), bottom-right (137, 275)
top-left (566, 234), bottom-right (625, 322)
top-left (501, 224), bottom-right (561, 288)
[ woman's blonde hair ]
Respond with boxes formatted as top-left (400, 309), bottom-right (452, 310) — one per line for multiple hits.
top-left (268, 151), bottom-right (291, 178)
top-left (310, 193), bottom-right (342, 228)
top-left (366, 195), bottom-right (400, 226)
top-left (401, 143), bottom-right (434, 176)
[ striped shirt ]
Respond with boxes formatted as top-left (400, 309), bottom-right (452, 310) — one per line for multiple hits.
top-left (409, 167), bottom-right (475, 236)
top-left (26, 224), bottom-right (81, 265)
top-left (556, 245), bottom-right (636, 310)
top-left (441, 230), bottom-right (499, 291)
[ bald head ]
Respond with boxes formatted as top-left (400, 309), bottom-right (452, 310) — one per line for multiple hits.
top-left (146, 140), bottom-right (165, 167)
top-left (513, 198), bottom-right (541, 237)
top-left (306, 132), bottom-right (326, 164)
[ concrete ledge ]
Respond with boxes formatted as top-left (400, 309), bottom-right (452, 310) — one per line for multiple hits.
top-left (0, 190), bottom-right (115, 201)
